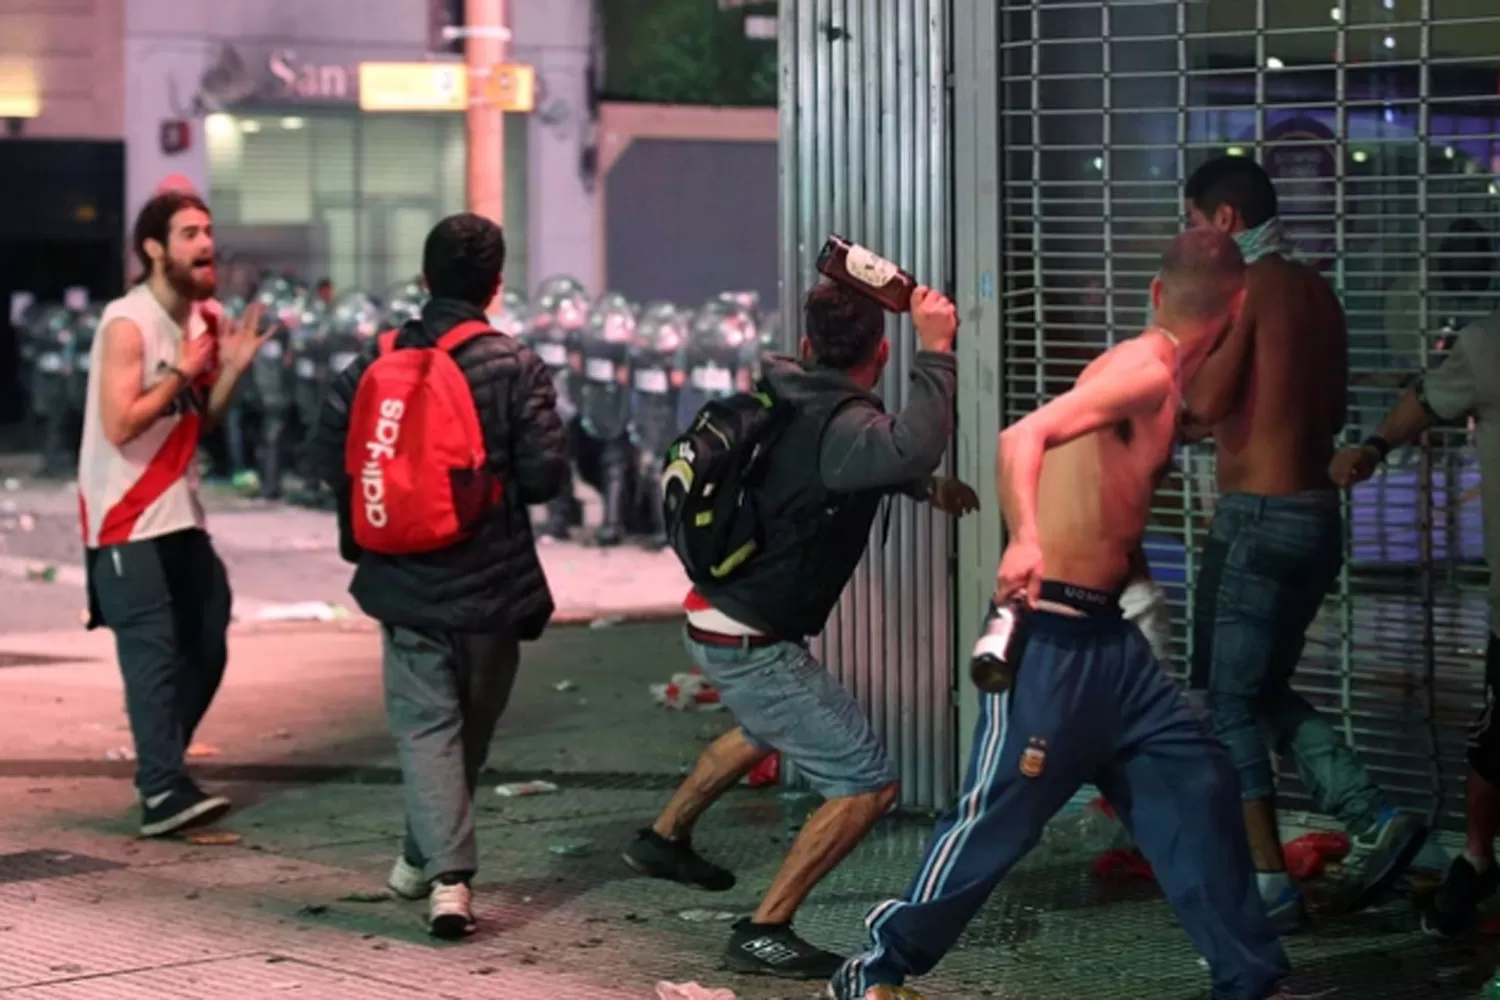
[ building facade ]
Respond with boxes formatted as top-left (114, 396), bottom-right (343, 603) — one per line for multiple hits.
top-left (124, 0), bottom-right (600, 300)
top-left (0, 0), bottom-right (127, 424)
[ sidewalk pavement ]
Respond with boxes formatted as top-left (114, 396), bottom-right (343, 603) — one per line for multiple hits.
top-left (0, 476), bottom-right (689, 634)
top-left (0, 620), bottom-right (1482, 999)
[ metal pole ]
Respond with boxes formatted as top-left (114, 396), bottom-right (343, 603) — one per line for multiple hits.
top-left (465, 0), bottom-right (507, 233)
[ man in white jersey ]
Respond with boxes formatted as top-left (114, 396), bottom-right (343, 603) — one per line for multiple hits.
top-left (79, 190), bottom-right (270, 837)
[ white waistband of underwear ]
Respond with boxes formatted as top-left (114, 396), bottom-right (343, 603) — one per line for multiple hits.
top-left (685, 604), bottom-right (764, 637)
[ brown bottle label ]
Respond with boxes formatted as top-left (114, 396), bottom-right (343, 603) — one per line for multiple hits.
top-left (845, 245), bottom-right (899, 288)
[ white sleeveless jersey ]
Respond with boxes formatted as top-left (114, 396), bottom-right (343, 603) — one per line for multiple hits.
top-left (77, 286), bottom-right (217, 548)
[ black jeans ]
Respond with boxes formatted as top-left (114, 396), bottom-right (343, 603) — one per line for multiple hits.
top-left (87, 529), bottom-right (233, 798)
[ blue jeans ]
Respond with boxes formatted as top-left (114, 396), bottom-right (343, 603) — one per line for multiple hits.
top-left (836, 609), bottom-right (1287, 1000)
top-left (683, 631), bottom-right (897, 800)
top-left (1191, 492), bottom-right (1384, 833)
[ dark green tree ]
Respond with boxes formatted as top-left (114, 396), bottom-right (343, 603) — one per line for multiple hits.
top-left (599, 0), bottom-right (777, 106)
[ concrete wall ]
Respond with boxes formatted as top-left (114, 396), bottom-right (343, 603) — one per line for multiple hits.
top-left (0, 0), bottom-right (125, 139)
top-left (510, 0), bottom-right (598, 293)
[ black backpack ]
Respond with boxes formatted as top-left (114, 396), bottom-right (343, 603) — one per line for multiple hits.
top-left (660, 384), bottom-right (795, 584)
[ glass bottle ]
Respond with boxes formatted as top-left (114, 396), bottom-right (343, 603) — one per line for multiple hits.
top-left (970, 599), bottom-right (1030, 694)
top-left (815, 235), bottom-right (917, 313)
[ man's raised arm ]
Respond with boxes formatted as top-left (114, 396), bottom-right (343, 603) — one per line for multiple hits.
top-left (996, 342), bottom-right (1175, 546)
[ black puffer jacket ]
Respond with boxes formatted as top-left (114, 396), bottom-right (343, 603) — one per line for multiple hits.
top-left (310, 298), bottom-right (567, 638)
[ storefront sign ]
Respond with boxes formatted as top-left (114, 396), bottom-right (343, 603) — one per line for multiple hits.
top-left (268, 49), bottom-right (354, 102)
top-left (477, 63), bottom-right (535, 113)
top-left (359, 62), bottom-right (468, 112)
top-left (210, 46), bottom-right (532, 113)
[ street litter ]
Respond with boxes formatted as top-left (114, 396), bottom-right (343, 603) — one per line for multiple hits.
top-left (339, 890), bottom-right (393, 903)
top-left (186, 743), bottom-right (220, 759)
top-left (24, 564), bottom-right (57, 583)
top-left (3, 478), bottom-right (18, 491)
top-left (1080, 797), bottom-right (1352, 889)
top-left (184, 831), bottom-right (241, 846)
top-left (553, 680), bottom-right (578, 692)
top-left (104, 746), bottom-right (136, 761)
top-left (16, 514), bottom-right (33, 532)
top-left (589, 614), bottom-right (625, 629)
top-left (651, 669), bottom-right (723, 711)
top-left (656, 983), bottom-right (737, 1000)
top-left (746, 752), bottom-right (780, 788)
top-left (676, 909), bottom-right (738, 923)
top-left (1283, 831), bottom-right (1350, 880)
top-left (548, 840), bottom-right (593, 857)
top-left (495, 780), bottom-right (560, 797)
top-left (251, 601), bottom-right (349, 622)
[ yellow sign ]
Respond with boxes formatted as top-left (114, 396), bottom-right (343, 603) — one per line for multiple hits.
top-left (358, 62), bottom-right (468, 112)
top-left (478, 63), bottom-right (536, 113)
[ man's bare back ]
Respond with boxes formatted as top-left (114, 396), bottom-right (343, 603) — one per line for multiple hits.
top-left (1196, 257), bottom-right (1348, 495)
top-left (995, 228), bottom-right (1246, 609)
top-left (1038, 339), bottom-right (1180, 592)
top-left (1004, 333), bottom-right (1182, 596)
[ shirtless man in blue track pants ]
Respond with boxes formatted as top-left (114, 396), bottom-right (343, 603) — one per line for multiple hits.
top-left (831, 228), bottom-right (1295, 1000)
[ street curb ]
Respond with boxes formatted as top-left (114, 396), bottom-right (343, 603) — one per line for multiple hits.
top-left (0, 606), bottom-right (688, 652)
top-left (227, 605), bottom-right (684, 636)
top-left (233, 605), bottom-right (684, 633)
top-left (550, 606), bottom-right (683, 628)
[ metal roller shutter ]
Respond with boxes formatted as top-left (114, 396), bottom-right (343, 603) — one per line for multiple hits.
top-left (996, 0), bottom-right (1500, 833)
top-left (778, 0), bottom-right (958, 812)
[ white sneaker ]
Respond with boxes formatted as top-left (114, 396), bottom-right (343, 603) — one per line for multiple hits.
top-left (387, 856), bottom-right (430, 900)
top-left (428, 881), bottom-right (476, 939)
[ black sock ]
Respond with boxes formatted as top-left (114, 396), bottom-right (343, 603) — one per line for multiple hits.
top-left (744, 918), bottom-right (790, 930)
top-left (435, 872), bottom-right (471, 887)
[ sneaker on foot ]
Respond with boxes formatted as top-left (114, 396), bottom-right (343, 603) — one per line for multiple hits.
top-left (1264, 884), bottom-right (1308, 935)
top-left (428, 881), bottom-right (476, 940)
top-left (622, 828), bottom-right (736, 891)
top-left (724, 918), bottom-right (843, 980)
top-left (139, 784), bottom-right (231, 838)
top-left (387, 856), bottom-right (430, 901)
top-left (1342, 808), bottom-right (1429, 911)
top-left (1421, 854), bottom-right (1499, 937)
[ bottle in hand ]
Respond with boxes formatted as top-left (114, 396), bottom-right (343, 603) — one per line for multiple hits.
top-left (970, 599), bottom-right (1030, 694)
top-left (816, 235), bottom-right (917, 313)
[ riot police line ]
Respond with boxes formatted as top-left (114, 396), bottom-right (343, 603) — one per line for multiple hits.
top-left (14, 272), bottom-right (779, 551)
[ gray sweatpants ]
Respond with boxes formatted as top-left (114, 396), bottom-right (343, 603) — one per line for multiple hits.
top-left (382, 624), bottom-right (520, 881)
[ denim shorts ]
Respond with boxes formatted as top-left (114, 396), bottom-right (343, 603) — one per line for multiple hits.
top-left (684, 630), bottom-right (897, 800)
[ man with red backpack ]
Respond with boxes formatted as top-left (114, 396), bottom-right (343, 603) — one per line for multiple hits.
top-left (310, 214), bottom-right (567, 939)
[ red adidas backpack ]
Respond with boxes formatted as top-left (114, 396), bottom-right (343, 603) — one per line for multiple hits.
top-left (344, 320), bottom-right (502, 555)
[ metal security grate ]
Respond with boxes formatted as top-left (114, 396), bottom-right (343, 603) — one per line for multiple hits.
top-left (998, 0), bottom-right (1500, 831)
